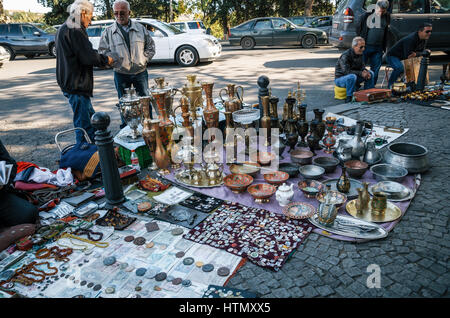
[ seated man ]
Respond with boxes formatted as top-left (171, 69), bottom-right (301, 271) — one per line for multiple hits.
top-left (0, 139), bottom-right (38, 227)
top-left (335, 37), bottom-right (375, 103)
top-left (385, 23), bottom-right (432, 88)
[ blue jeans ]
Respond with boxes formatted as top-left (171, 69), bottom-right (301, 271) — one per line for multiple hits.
top-left (114, 69), bottom-right (151, 126)
top-left (386, 55), bottom-right (404, 88)
top-left (63, 93), bottom-right (96, 145)
top-left (335, 71), bottom-right (375, 97)
top-left (363, 45), bottom-right (383, 86)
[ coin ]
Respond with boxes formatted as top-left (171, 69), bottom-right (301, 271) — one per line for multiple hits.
top-left (202, 264), bottom-right (214, 272)
top-left (105, 287), bottom-right (115, 294)
top-left (133, 237), bottom-right (146, 246)
top-left (172, 278), bottom-right (182, 285)
top-left (195, 261), bottom-right (204, 267)
top-left (124, 235), bottom-right (135, 242)
top-left (93, 284), bottom-right (102, 291)
top-left (181, 280), bottom-right (191, 287)
top-left (146, 242), bottom-right (155, 248)
top-left (217, 267), bottom-right (230, 277)
top-left (183, 257), bottom-right (194, 265)
top-left (171, 228), bottom-right (184, 236)
top-left (136, 268), bottom-right (147, 277)
top-left (80, 281), bottom-right (87, 286)
top-left (87, 282), bottom-right (94, 288)
top-left (175, 251), bottom-right (185, 258)
top-left (103, 256), bottom-right (116, 266)
top-left (135, 286), bottom-right (142, 292)
top-left (155, 272), bottom-right (167, 282)
top-left (154, 286), bottom-right (162, 291)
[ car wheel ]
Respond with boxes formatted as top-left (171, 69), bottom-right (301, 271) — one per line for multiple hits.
top-left (175, 45), bottom-right (199, 67)
top-left (50, 43), bottom-right (57, 57)
top-left (1, 45), bottom-right (15, 61)
top-left (301, 35), bottom-right (316, 48)
top-left (241, 37), bottom-right (255, 50)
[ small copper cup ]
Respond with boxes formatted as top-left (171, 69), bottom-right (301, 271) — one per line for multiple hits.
top-left (371, 191), bottom-right (387, 215)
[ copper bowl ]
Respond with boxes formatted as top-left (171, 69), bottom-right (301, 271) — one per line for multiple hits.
top-left (298, 179), bottom-right (325, 198)
top-left (312, 156), bottom-right (340, 173)
top-left (229, 161), bottom-right (261, 177)
top-left (224, 173), bottom-right (253, 194)
top-left (290, 149), bottom-right (314, 165)
top-left (257, 151), bottom-right (276, 166)
top-left (247, 183), bottom-right (276, 203)
top-left (263, 171), bottom-right (289, 186)
top-left (344, 160), bottom-right (369, 178)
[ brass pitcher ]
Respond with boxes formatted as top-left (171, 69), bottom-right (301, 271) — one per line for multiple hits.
top-left (219, 84), bottom-right (244, 112)
top-left (202, 82), bottom-right (219, 142)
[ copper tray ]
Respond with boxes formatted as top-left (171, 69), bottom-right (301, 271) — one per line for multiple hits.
top-left (346, 199), bottom-right (402, 223)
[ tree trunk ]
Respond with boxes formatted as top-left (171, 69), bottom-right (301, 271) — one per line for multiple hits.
top-left (103, 0), bottom-right (113, 19)
top-left (305, 0), bottom-right (314, 16)
top-left (279, 0), bottom-right (290, 17)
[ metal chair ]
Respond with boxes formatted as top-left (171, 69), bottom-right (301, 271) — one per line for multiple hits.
top-left (55, 128), bottom-right (93, 155)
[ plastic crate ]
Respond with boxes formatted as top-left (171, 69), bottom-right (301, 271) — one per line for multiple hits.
top-left (118, 145), bottom-right (152, 169)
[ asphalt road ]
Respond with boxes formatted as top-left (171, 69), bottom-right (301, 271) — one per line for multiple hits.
top-left (0, 45), bottom-right (447, 169)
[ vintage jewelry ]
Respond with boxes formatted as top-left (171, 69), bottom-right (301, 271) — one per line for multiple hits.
top-left (35, 246), bottom-right (74, 262)
top-left (72, 228), bottom-right (104, 242)
top-left (58, 233), bottom-right (109, 248)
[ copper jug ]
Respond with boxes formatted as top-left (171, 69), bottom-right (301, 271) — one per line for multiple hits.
top-left (219, 84), bottom-right (244, 112)
top-left (151, 119), bottom-right (170, 174)
top-left (151, 89), bottom-right (174, 148)
top-left (202, 82), bottom-right (219, 142)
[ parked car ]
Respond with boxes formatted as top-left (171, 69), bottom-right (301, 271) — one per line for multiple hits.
top-left (286, 16), bottom-right (316, 26)
top-left (330, 0), bottom-right (450, 53)
top-left (0, 45), bottom-right (10, 67)
top-left (229, 17), bottom-right (328, 49)
top-left (87, 18), bottom-right (221, 67)
top-left (305, 15), bottom-right (333, 37)
top-left (170, 21), bottom-right (208, 34)
top-left (0, 23), bottom-right (56, 60)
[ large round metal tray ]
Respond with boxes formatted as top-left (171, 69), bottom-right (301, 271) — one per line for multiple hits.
top-left (346, 199), bottom-right (402, 223)
top-left (309, 214), bottom-right (388, 240)
top-left (322, 178), bottom-right (364, 199)
top-left (174, 171), bottom-right (224, 188)
top-left (368, 181), bottom-right (414, 202)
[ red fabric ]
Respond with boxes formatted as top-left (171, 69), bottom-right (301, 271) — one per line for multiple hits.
top-left (16, 161), bottom-right (39, 174)
top-left (14, 181), bottom-right (58, 191)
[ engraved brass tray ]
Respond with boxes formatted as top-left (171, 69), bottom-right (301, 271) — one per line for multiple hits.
top-left (174, 170), bottom-right (224, 188)
top-left (368, 181), bottom-right (414, 202)
top-left (346, 199), bottom-right (402, 223)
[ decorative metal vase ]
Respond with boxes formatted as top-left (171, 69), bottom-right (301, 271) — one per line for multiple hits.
top-left (312, 109), bottom-right (326, 141)
top-left (296, 105), bottom-right (309, 147)
top-left (336, 167), bottom-right (351, 193)
top-left (284, 94), bottom-right (298, 151)
top-left (322, 116), bottom-right (336, 154)
top-left (151, 89), bottom-right (174, 149)
top-left (269, 94), bottom-right (281, 132)
top-left (181, 74), bottom-right (203, 121)
top-left (151, 119), bottom-right (170, 175)
top-left (349, 120), bottom-right (366, 159)
top-left (202, 82), bottom-right (219, 142)
top-left (119, 85), bottom-right (142, 140)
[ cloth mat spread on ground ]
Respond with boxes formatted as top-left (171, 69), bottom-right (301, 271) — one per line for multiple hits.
top-left (183, 202), bottom-right (312, 271)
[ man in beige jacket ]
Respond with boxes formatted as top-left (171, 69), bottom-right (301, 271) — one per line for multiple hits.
top-left (99, 0), bottom-right (156, 126)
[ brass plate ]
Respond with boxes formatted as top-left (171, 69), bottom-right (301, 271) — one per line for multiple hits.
top-left (174, 171), bottom-right (224, 188)
top-left (368, 181), bottom-right (414, 202)
top-left (346, 199), bottom-right (402, 223)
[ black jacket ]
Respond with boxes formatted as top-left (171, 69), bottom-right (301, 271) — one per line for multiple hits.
top-left (0, 139), bottom-right (17, 188)
top-left (386, 31), bottom-right (427, 61)
top-left (356, 11), bottom-right (390, 51)
top-left (335, 48), bottom-right (366, 79)
top-left (56, 23), bottom-right (109, 97)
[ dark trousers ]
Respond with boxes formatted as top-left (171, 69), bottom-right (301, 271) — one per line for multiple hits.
top-left (114, 69), bottom-right (151, 128)
top-left (0, 191), bottom-right (38, 227)
top-left (386, 55), bottom-right (405, 89)
top-left (63, 93), bottom-right (96, 144)
top-left (363, 45), bottom-right (383, 86)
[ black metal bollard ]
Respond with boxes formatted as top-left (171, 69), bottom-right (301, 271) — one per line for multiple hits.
top-left (257, 75), bottom-right (270, 124)
top-left (416, 53), bottom-right (430, 92)
top-left (91, 112), bottom-right (125, 209)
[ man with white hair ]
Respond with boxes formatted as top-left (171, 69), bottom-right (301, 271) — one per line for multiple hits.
top-left (335, 37), bottom-right (375, 103)
top-left (56, 0), bottom-right (114, 144)
top-left (356, 0), bottom-right (390, 86)
top-left (99, 0), bottom-right (156, 127)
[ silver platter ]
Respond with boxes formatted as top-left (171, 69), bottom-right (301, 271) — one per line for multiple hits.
top-left (309, 214), bottom-right (388, 240)
top-left (322, 178), bottom-right (364, 199)
top-left (368, 181), bottom-right (414, 202)
top-left (174, 171), bottom-right (224, 188)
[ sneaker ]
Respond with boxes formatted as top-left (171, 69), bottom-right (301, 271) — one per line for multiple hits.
top-left (345, 96), bottom-right (352, 103)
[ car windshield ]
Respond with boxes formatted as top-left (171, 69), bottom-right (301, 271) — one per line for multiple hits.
top-left (34, 23), bottom-right (57, 34)
top-left (158, 21), bottom-right (184, 34)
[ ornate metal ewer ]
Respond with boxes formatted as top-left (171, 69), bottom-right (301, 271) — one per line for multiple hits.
top-left (152, 77), bottom-right (179, 119)
top-left (219, 83), bottom-right (244, 113)
top-left (118, 85), bottom-right (142, 140)
top-left (202, 82), bottom-right (219, 143)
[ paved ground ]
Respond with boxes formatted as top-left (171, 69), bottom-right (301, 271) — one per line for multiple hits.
top-left (0, 46), bottom-right (449, 298)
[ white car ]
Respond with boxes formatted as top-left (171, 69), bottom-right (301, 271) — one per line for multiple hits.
top-left (87, 18), bottom-right (221, 67)
top-left (170, 21), bottom-right (208, 35)
top-left (0, 45), bottom-right (10, 67)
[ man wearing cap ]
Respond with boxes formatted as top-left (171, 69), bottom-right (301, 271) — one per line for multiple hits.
top-left (99, 0), bottom-right (156, 128)
top-left (356, 0), bottom-right (390, 86)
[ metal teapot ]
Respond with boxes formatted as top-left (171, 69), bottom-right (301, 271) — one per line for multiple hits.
top-left (119, 84), bottom-right (142, 139)
top-left (202, 162), bottom-right (223, 186)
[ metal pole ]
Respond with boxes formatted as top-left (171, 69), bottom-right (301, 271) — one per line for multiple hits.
top-left (91, 112), bottom-right (125, 209)
top-left (416, 53), bottom-right (430, 92)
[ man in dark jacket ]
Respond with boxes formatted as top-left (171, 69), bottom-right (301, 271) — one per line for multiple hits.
top-left (385, 23), bottom-right (432, 88)
top-left (56, 0), bottom-right (113, 144)
top-left (335, 37), bottom-right (375, 103)
top-left (356, 0), bottom-right (390, 86)
top-left (0, 139), bottom-right (38, 227)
